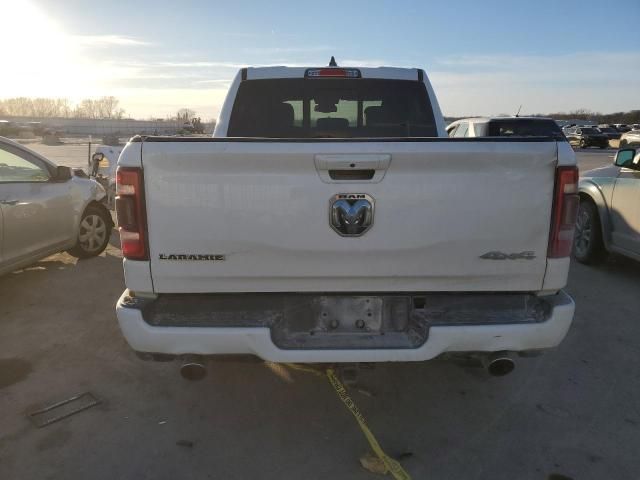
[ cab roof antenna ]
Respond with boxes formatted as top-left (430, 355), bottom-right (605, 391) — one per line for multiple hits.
top-left (515, 105), bottom-right (522, 117)
top-left (329, 56), bottom-right (338, 67)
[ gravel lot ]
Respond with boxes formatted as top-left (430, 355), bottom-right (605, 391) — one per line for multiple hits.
top-left (1, 141), bottom-right (637, 480)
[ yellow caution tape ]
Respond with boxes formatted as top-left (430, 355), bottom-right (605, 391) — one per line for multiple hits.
top-left (283, 362), bottom-right (324, 377)
top-left (284, 364), bottom-right (412, 480)
top-left (325, 369), bottom-right (412, 480)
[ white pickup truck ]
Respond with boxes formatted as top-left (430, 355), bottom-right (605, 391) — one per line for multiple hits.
top-left (115, 64), bottom-right (578, 377)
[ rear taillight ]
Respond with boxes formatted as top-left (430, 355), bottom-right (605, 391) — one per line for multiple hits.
top-left (116, 167), bottom-right (148, 260)
top-left (548, 166), bottom-right (579, 258)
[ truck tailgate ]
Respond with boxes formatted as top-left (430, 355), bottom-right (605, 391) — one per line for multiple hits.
top-left (141, 139), bottom-right (557, 293)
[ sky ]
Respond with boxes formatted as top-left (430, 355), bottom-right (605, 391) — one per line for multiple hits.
top-left (1, 0), bottom-right (638, 120)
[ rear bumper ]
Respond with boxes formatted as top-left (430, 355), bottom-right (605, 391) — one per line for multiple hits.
top-left (115, 290), bottom-right (575, 363)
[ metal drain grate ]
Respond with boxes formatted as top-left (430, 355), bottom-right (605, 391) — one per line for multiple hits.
top-left (27, 392), bottom-right (101, 428)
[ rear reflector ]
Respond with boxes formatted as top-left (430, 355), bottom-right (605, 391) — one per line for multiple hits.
top-left (115, 167), bottom-right (148, 260)
top-left (305, 68), bottom-right (361, 78)
top-left (548, 166), bottom-right (579, 258)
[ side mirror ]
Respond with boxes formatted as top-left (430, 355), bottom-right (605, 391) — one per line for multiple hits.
top-left (92, 152), bottom-right (105, 163)
top-left (614, 148), bottom-right (636, 168)
top-left (53, 165), bottom-right (72, 182)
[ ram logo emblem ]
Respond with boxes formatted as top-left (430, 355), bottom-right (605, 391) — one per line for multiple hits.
top-left (329, 194), bottom-right (374, 237)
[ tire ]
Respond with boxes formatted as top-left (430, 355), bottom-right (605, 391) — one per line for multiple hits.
top-left (619, 139), bottom-right (627, 148)
top-left (574, 200), bottom-right (606, 264)
top-left (599, 144), bottom-right (606, 149)
top-left (67, 205), bottom-right (113, 259)
top-left (579, 139), bottom-right (586, 148)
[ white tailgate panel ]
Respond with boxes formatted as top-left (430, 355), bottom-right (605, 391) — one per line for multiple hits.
top-left (142, 141), bottom-right (557, 293)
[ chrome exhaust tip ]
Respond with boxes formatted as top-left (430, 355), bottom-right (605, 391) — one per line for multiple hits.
top-left (484, 351), bottom-right (515, 377)
top-left (180, 355), bottom-right (207, 381)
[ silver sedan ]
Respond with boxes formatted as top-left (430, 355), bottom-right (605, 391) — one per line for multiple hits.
top-left (619, 129), bottom-right (640, 148)
top-left (0, 137), bottom-right (114, 275)
top-left (575, 147), bottom-right (640, 263)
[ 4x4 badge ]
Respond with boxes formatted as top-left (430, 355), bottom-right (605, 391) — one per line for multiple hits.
top-left (479, 251), bottom-right (536, 260)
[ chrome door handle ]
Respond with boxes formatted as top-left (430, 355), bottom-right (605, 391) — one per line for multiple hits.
top-left (0, 199), bottom-right (19, 205)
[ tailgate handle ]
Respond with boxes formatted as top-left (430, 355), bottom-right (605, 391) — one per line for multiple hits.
top-left (328, 169), bottom-right (375, 180)
top-left (314, 154), bottom-right (391, 183)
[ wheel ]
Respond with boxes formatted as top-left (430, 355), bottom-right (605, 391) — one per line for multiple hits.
top-left (619, 139), bottom-right (627, 148)
top-left (579, 139), bottom-right (586, 148)
top-left (574, 200), bottom-right (606, 264)
top-left (67, 205), bottom-right (112, 259)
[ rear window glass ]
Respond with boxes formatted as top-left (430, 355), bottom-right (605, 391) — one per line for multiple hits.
top-left (487, 119), bottom-right (564, 139)
top-left (228, 78), bottom-right (437, 138)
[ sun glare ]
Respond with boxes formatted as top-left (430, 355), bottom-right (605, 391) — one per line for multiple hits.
top-left (0, 0), bottom-right (93, 98)
top-left (0, 0), bottom-right (227, 118)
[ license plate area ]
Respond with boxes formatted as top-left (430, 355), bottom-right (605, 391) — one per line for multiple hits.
top-left (313, 296), bottom-right (383, 333)
top-left (272, 295), bottom-right (429, 349)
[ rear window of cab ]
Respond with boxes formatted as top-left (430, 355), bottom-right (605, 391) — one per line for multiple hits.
top-left (227, 78), bottom-right (437, 138)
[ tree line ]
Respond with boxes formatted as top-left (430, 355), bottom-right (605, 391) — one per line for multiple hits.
top-left (0, 97), bottom-right (207, 124)
top-left (0, 96), bottom-right (127, 120)
top-left (540, 109), bottom-right (640, 125)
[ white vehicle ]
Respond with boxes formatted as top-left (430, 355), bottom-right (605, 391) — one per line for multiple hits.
top-left (0, 137), bottom-right (113, 275)
top-left (115, 64), bottom-right (577, 378)
top-left (90, 145), bottom-right (123, 209)
top-left (447, 117), bottom-right (565, 139)
top-left (93, 145), bottom-right (122, 179)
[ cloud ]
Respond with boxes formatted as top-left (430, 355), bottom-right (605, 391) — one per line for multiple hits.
top-left (193, 79), bottom-right (232, 85)
top-left (73, 35), bottom-right (152, 46)
top-left (241, 45), bottom-right (333, 55)
top-left (129, 60), bottom-right (315, 69)
top-left (432, 51), bottom-right (640, 84)
top-left (429, 51), bottom-right (640, 116)
top-left (340, 59), bottom-right (393, 68)
top-left (152, 61), bottom-right (247, 68)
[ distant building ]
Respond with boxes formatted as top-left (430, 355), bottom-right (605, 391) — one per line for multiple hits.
top-left (0, 116), bottom-right (187, 136)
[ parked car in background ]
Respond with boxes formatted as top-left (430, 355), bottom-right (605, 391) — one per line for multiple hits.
top-left (90, 144), bottom-right (123, 210)
top-left (614, 124), bottom-right (631, 132)
top-left (446, 117), bottom-right (565, 139)
top-left (619, 129), bottom-right (640, 148)
top-left (564, 126), bottom-right (609, 149)
top-left (596, 125), bottom-right (622, 140)
top-left (0, 136), bottom-right (113, 275)
top-left (0, 120), bottom-right (19, 137)
top-left (576, 147), bottom-right (640, 263)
